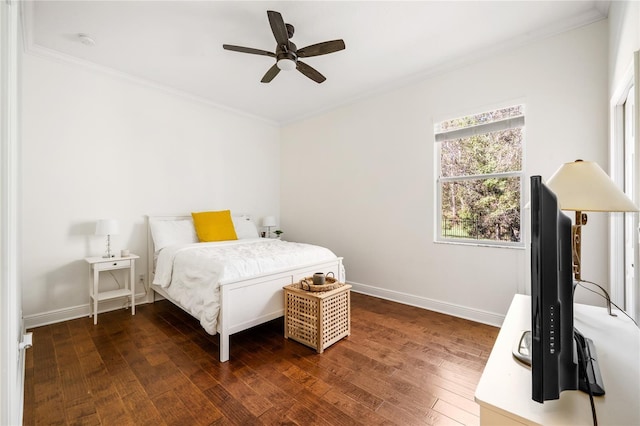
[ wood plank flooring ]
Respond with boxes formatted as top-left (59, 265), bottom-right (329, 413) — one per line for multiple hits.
top-left (23, 292), bottom-right (499, 425)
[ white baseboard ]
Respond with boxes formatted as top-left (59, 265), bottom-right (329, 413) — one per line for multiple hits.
top-left (23, 292), bottom-right (150, 329)
top-left (347, 280), bottom-right (505, 327)
top-left (24, 284), bottom-right (505, 330)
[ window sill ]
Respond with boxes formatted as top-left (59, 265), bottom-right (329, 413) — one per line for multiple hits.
top-left (434, 239), bottom-right (525, 250)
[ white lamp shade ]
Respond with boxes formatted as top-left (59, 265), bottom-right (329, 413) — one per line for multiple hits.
top-left (95, 219), bottom-right (120, 236)
top-left (262, 216), bottom-right (277, 227)
top-left (546, 160), bottom-right (638, 212)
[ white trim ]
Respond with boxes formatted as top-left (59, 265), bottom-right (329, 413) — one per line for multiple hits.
top-left (434, 104), bottom-right (525, 248)
top-left (348, 280), bottom-right (504, 327)
top-left (609, 56), bottom-right (637, 314)
top-left (433, 97), bottom-right (528, 128)
top-left (23, 293), bottom-right (148, 330)
top-left (24, 44), bottom-right (278, 127)
top-left (609, 89), bottom-right (629, 307)
top-left (439, 170), bottom-right (522, 183)
top-left (0, 1), bottom-right (22, 424)
top-left (282, 9), bottom-right (605, 126)
top-left (434, 123), bottom-right (526, 248)
top-left (435, 116), bottom-right (525, 142)
top-left (632, 51), bottom-right (640, 321)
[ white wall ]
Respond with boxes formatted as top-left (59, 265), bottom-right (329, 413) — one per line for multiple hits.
top-left (21, 53), bottom-right (280, 324)
top-left (281, 21), bottom-right (609, 324)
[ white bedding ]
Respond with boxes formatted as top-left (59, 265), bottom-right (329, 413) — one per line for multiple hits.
top-left (153, 238), bottom-right (338, 334)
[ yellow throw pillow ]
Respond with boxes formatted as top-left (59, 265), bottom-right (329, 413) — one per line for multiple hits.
top-left (191, 210), bottom-right (238, 242)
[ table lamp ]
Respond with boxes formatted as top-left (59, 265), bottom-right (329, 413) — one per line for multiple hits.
top-left (262, 216), bottom-right (276, 238)
top-left (546, 159), bottom-right (638, 281)
top-left (95, 219), bottom-right (119, 258)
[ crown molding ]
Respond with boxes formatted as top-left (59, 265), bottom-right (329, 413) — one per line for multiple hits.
top-left (20, 1), bottom-right (608, 127)
top-left (281, 5), bottom-right (609, 126)
top-left (19, 0), bottom-right (278, 127)
top-left (25, 44), bottom-right (279, 126)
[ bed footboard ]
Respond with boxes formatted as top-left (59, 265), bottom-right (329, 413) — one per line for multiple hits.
top-left (150, 257), bottom-right (344, 362)
top-left (217, 257), bottom-right (343, 362)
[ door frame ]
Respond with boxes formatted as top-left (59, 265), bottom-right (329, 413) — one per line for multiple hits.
top-left (0, 0), bottom-right (23, 424)
top-left (609, 52), bottom-right (640, 321)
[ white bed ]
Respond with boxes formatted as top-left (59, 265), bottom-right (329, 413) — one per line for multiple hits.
top-left (146, 215), bottom-right (345, 362)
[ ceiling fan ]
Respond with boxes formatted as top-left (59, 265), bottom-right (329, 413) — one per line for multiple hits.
top-left (223, 10), bottom-right (345, 84)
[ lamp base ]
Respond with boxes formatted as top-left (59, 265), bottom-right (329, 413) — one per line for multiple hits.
top-left (572, 211), bottom-right (588, 281)
top-left (102, 235), bottom-right (113, 258)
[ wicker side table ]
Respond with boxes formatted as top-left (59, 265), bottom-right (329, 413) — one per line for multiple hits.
top-left (283, 281), bottom-right (352, 353)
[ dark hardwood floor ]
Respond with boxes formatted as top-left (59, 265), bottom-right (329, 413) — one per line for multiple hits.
top-left (24, 292), bottom-right (499, 425)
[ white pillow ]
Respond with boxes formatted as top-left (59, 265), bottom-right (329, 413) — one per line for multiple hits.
top-left (150, 219), bottom-right (198, 251)
top-left (232, 216), bottom-right (259, 239)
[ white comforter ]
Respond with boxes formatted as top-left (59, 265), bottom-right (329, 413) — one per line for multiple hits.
top-left (153, 238), bottom-right (338, 334)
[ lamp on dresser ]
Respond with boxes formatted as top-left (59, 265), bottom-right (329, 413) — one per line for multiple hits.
top-left (546, 159), bottom-right (638, 282)
top-left (95, 219), bottom-right (119, 258)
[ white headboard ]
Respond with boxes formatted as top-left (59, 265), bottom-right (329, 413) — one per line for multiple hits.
top-left (145, 215), bottom-right (191, 288)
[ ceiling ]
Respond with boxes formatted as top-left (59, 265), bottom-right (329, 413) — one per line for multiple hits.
top-left (22, 1), bottom-right (609, 125)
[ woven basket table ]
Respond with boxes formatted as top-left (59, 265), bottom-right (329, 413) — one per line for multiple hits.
top-left (283, 280), bottom-right (352, 353)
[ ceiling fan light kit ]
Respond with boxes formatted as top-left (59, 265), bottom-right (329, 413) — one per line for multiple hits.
top-left (277, 58), bottom-right (296, 71)
top-left (223, 10), bottom-right (345, 83)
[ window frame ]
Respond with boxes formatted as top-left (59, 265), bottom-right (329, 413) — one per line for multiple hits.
top-left (609, 52), bottom-right (639, 322)
top-left (434, 107), bottom-right (525, 248)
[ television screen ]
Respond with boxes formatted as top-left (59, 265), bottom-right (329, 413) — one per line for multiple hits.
top-left (529, 175), bottom-right (578, 402)
top-left (513, 176), bottom-right (606, 404)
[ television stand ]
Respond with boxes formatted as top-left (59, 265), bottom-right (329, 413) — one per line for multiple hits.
top-left (574, 329), bottom-right (605, 396)
top-left (511, 329), bottom-right (606, 397)
top-left (475, 295), bottom-right (639, 425)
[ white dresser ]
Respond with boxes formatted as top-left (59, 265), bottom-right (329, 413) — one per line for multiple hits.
top-left (475, 294), bottom-right (640, 425)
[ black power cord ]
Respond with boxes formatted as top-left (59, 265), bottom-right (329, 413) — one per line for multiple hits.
top-left (571, 277), bottom-right (640, 426)
top-left (574, 331), bottom-right (598, 426)
top-left (575, 279), bottom-right (638, 326)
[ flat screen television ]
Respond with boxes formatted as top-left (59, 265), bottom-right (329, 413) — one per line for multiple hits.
top-left (514, 176), bottom-right (604, 403)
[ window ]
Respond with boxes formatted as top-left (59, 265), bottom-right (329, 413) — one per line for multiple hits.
top-left (435, 105), bottom-right (524, 246)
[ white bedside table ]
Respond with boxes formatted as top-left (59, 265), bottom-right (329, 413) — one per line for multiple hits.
top-left (84, 254), bottom-right (139, 324)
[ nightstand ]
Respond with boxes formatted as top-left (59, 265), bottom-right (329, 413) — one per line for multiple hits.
top-left (84, 254), bottom-right (139, 324)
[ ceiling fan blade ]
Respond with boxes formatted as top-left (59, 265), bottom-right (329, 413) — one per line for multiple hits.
top-left (267, 10), bottom-right (289, 48)
top-left (223, 44), bottom-right (275, 57)
top-left (296, 61), bottom-right (326, 83)
top-left (297, 40), bottom-right (346, 58)
top-left (261, 64), bottom-right (281, 83)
